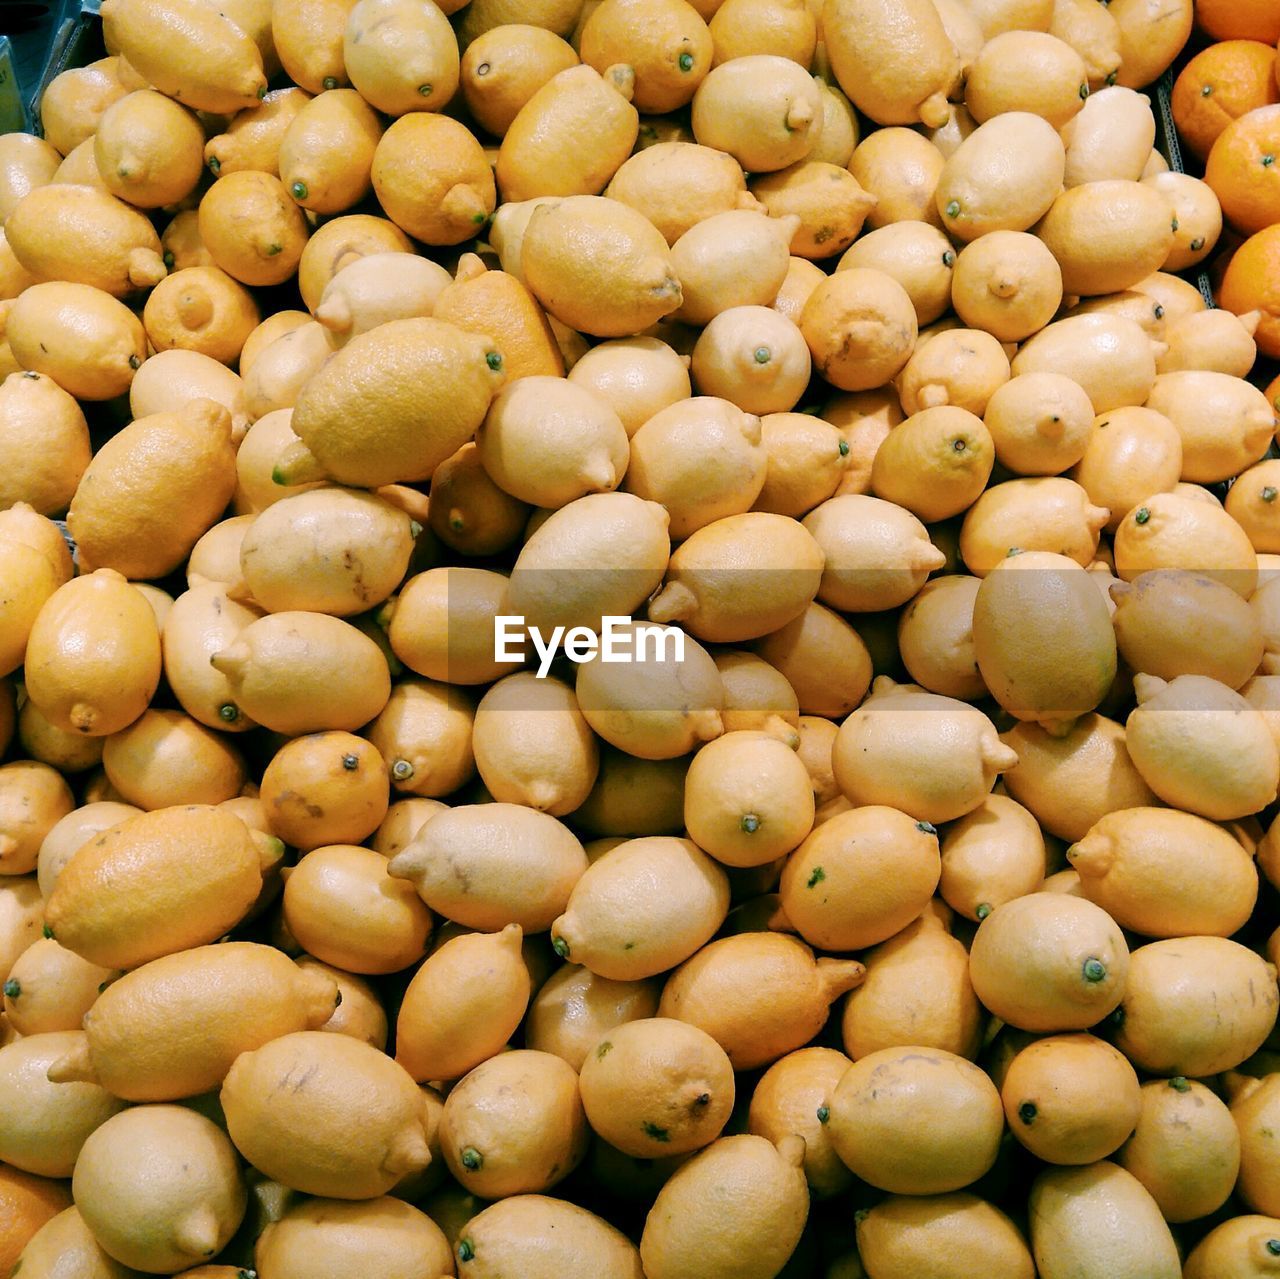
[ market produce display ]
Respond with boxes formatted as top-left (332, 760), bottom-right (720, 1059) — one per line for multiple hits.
top-left (0, 0), bottom-right (1279, 1276)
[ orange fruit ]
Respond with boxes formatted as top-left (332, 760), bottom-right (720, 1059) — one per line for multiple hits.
top-left (0, 1164), bottom-right (72, 1275)
top-left (1266, 370), bottom-right (1280, 413)
top-left (1220, 224), bottom-right (1280, 358)
top-left (1171, 40), bottom-right (1280, 161)
top-left (1205, 103), bottom-right (1280, 234)
top-left (1195, 0), bottom-right (1280, 44)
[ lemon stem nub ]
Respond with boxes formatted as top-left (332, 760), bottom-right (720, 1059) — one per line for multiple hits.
top-left (740, 813), bottom-right (760, 833)
top-left (342, 753), bottom-right (359, 771)
top-left (915, 820), bottom-right (937, 834)
top-left (1267, 1241), bottom-right (1280, 1257)
top-left (218, 704), bottom-right (239, 723)
top-left (1082, 957), bottom-right (1106, 983)
top-left (460, 1147), bottom-right (483, 1170)
top-left (816, 1105), bottom-right (829, 1124)
top-left (128, 355), bottom-right (141, 369)
top-left (392, 759), bottom-right (414, 781)
top-left (208, 156), bottom-right (220, 174)
top-left (975, 902), bottom-right (991, 920)
top-left (945, 200), bottom-right (961, 219)
top-left (459, 1239), bottom-right (475, 1262)
top-left (419, 84), bottom-right (433, 96)
top-left (291, 181), bottom-right (308, 201)
top-left (1134, 507), bottom-right (1150, 525)
top-left (323, 77), bottom-right (338, 89)
top-left (163, 251), bottom-right (175, 269)
top-left (1018, 1102), bottom-right (1037, 1124)
top-left (838, 438), bottom-right (850, 456)
top-left (486, 351), bottom-right (503, 371)
top-left (2, 979), bottom-right (18, 999)
top-left (1263, 487), bottom-right (1277, 503)
top-left (679, 52), bottom-right (694, 71)
top-left (552, 936), bottom-right (569, 959)
top-left (42, 924), bottom-right (53, 939)
top-left (1169, 1076), bottom-right (1190, 1092)
top-left (753, 346), bottom-right (771, 364)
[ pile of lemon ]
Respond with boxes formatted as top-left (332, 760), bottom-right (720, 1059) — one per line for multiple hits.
top-left (1, 0), bottom-right (1279, 1275)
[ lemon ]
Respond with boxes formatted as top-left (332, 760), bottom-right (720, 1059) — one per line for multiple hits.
top-left (837, 221), bottom-right (955, 326)
top-left (940, 793), bottom-right (1048, 922)
top-left (551, 837), bottom-right (729, 980)
top-left (526, 964), bottom-right (659, 1071)
top-left (856, 1194), bottom-right (1035, 1279)
top-left (23, 569), bottom-right (161, 738)
top-left (1117, 936), bottom-right (1277, 1078)
top-left (93, 88), bottom-right (204, 208)
top-left (690, 304), bottom-right (811, 415)
top-left (198, 171), bottom-right (309, 288)
top-left (779, 803), bottom-right (941, 950)
top-left (283, 843), bottom-right (430, 975)
top-left (896, 574), bottom-right (985, 701)
top-left (871, 406), bottom-right (994, 522)
top-left (442, 1049), bottom-right (588, 1198)
top-left (969, 892), bottom-right (1128, 1031)
top-left (101, 0), bottom-right (266, 112)
top-left (576, 620), bottom-right (723, 758)
top-left (456, 1195), bottom-right (643, 1279)
top-left (371, 114), bottom-right (495, 246)
top-left (222, 1031), bottom-right (432, 1199)
top-left (746, 1047), bottom-right (853, 1200)
top-left (0, 133), bottom-right (60, 221)
top-left (203, 86), bottom-right (309, 178)
top-left (521, 194), bottom-right (682, 337)
top-left (936, 112), bottom-right (1066, 241)
top-left (395, 925), bottom-right (531, 1082)
top-left (966, 31), bottom-right (1089, 129)
top-left (951, 231), bottom-right (1063, 343)
top-left (752, 410), bottom-right (848, 517)
top-left (460, 24), bottom-right (580, 137)
top-left (68, 399), bottom-right (236, 581)
top-left (476, 374), bottom-right (628, 508)
top-left (6, 182), bottom-right (167, 297)
top-left (1147, 370), bottom-right (1274, 485)
top-left (690, 55), bottom-right (822, 172)
top-left (256, 1197), bottom-right (454, 1279)
top-left (648, 511), bottom-right (822, 642)
top-left (640, 1135), bottom-right (809, 1279)
top-left (1183, 1214), bottom-right (1280, 1279)
top-left (389, 801), bottom-right (585, 934)
top-left (1, 938), bottom-right (116, 1037)
top-left (497, 65), bottom-right (638, 202)
top-left (1118, 1077), bottom-right (1240, 1225)
top-left (343, 0), bottom-right (458, 115)
top-left (282, 317), bottom-right (503, 487)
top-left (580, 0), bottom-right (712, 113)
top-left (822, 0), bottom-right (956, 127)
top-left (142, 268), bottom-right (260, 368)
top-left (52, 942), bottom-right (335, 1102)
top-left (798, 266), bottom-right (917, 392)
top-left (710, 0), bottom-right (815, 65)
top-left (277, 89), bottom-right (382, 216)
top-left (471, 672), bottom-right (597, 815)
top-left (100, 708), bottom-right (247, 809)
top-left (803, 495), bottom-right (944, 612)
top-left (1125, 673), bottom-right (1278, 820)
top-left (973, 550), bottom-right (1117, 732)
top-left (960, 476), bottom-right (1109, 575)
top-left (1029, 1162), bottom-right (1180, 1279)
top-left (671, 209), bottom-right (797, 326)
top-left (567, 335), bottom-right (692, 435)
top-left (658, 932), bottom-right (864, 1069)
top-left (239, 487), bottom-right (413, 616)
top-left (6, 280), bottom-right (146, 401)
top-left (827, 1048), bottom-right (1003, 1194)
top-left (506, 490), bottom-right (671, 635)
top-left (849, 127), bottom-right (946, 230)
